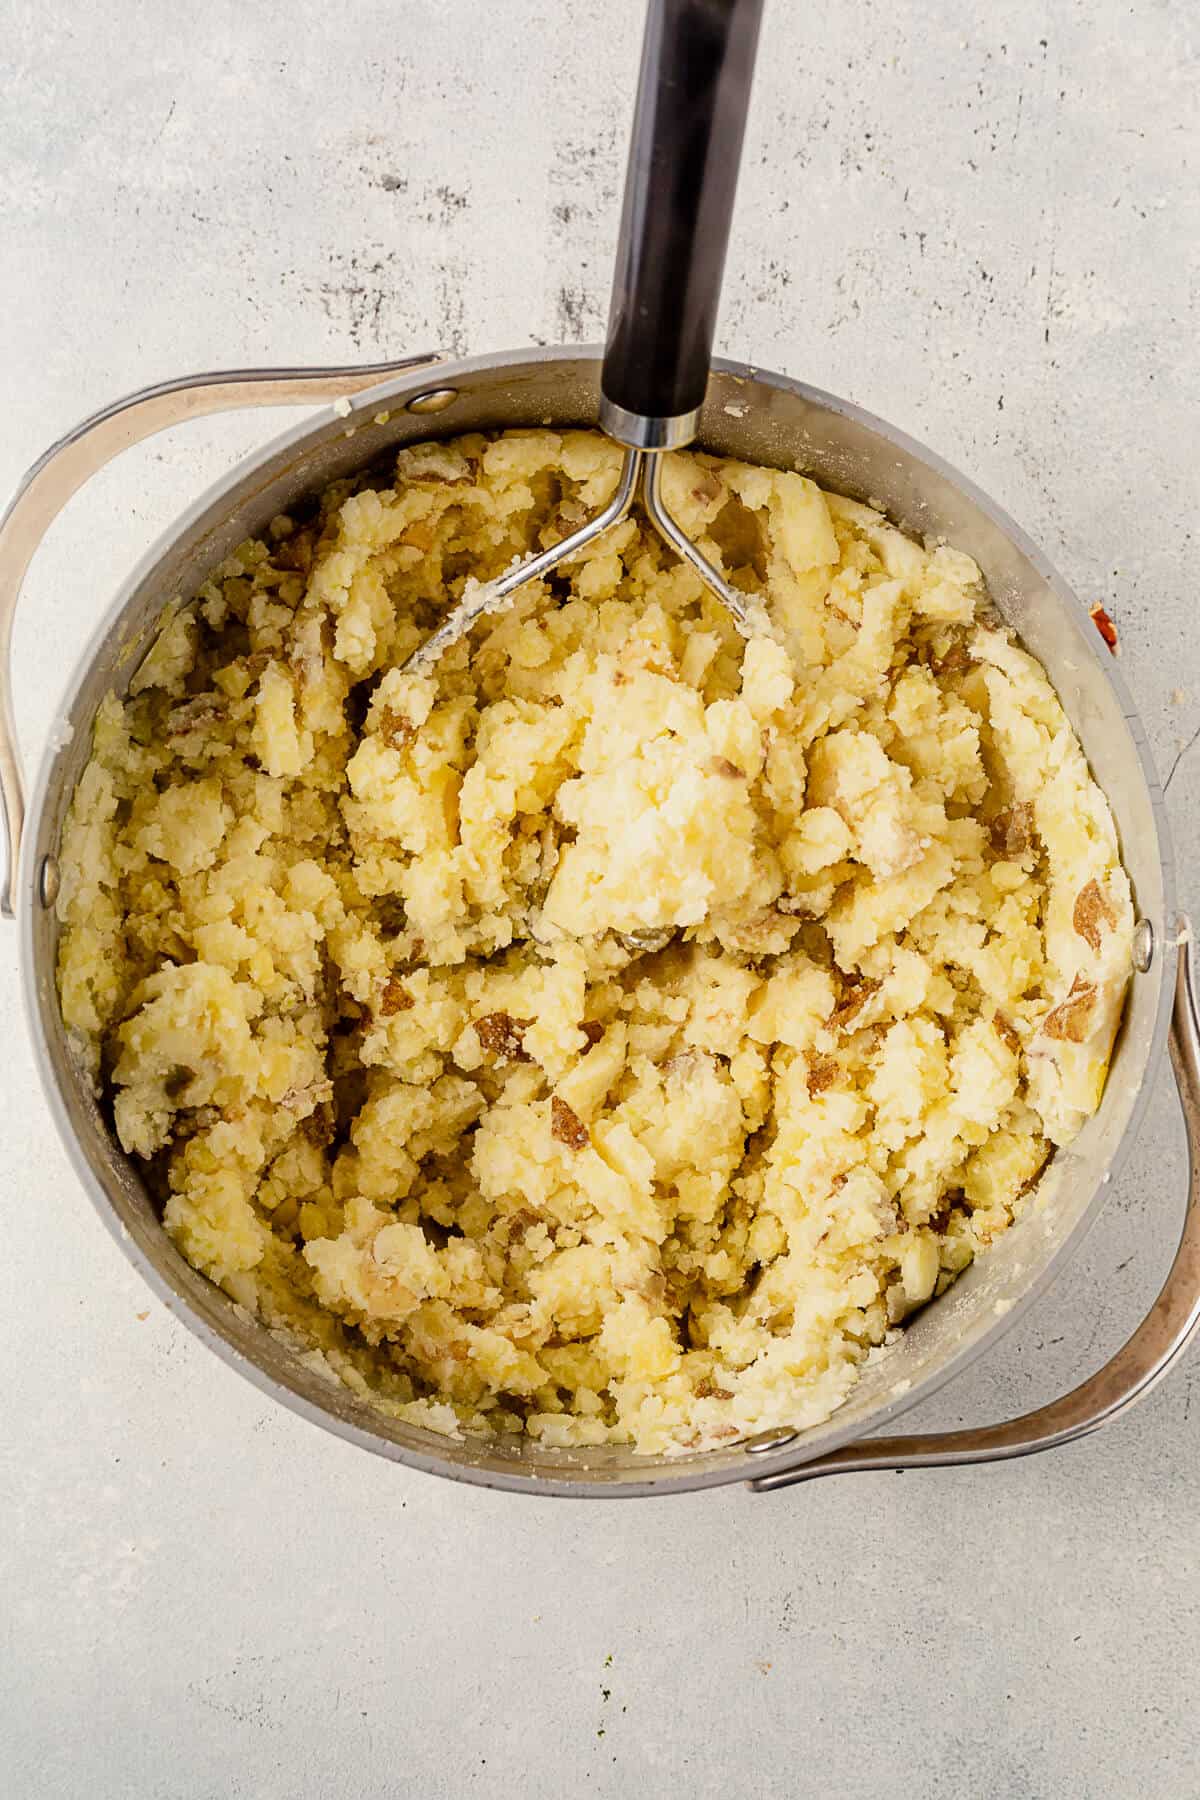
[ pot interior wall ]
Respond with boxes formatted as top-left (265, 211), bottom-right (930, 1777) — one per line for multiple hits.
top-left (22, 352), bottom-right (1172, 1494)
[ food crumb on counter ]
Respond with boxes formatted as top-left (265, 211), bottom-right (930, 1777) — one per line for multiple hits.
top-left (1089, 602), bottom-right (1120, 654)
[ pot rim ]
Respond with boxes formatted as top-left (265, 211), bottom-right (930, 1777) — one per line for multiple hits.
top-left (17, 345), bottom-right (1178, 1496)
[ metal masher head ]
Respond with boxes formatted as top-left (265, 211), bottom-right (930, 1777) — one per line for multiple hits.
top-left (404, 0), bottom-right (765, 679)
top-left (403, 446), bottom-right (761, 677)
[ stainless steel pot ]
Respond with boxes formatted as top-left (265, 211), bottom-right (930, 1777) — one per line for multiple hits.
top-left (4, 346), bottom-right (1199, 1496)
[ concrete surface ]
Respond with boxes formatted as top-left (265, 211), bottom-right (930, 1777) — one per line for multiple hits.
top-left (3, 2), bottom-right (1198, 1796)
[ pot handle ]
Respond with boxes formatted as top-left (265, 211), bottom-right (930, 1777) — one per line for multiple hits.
top-left (0, 355), bottom-right (443, 918)
top-left (752, 922), bottom-right (1200, 1491)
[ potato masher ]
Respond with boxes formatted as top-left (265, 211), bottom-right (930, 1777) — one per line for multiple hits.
top-left (406, 0), bottom-right (765, 676)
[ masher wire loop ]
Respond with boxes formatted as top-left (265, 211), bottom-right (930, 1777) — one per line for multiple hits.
top-left (402, 444), bottom-right (760, 678)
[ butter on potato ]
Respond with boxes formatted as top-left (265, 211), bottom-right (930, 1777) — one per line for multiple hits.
top-left (55, 432), bottom-right (1133, 1453)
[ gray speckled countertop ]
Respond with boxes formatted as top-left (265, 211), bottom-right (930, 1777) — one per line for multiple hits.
top-left (2, 4), bottom-right (1197, 1796)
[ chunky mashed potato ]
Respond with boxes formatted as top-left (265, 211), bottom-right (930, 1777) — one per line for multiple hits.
top-left (56, 430), bottom-right (1133, 1453)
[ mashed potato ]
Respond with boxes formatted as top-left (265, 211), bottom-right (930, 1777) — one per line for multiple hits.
top-left (55, 430), bottom-right (1133, 1453)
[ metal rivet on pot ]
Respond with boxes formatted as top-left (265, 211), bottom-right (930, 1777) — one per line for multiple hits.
top-left (38, 855), bottom-right (60, 909)
top-left (745, 1427), bottom-right (800, 1456)
top-left (405, 387), bottom-right (459, 416)
top-left (1132, 917), bottom-right (1155, 973)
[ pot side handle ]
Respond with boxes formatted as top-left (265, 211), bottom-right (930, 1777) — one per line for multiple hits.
top-left (0, 355), bottom-right (444, 919)
top-left (752, 923), bottom-right (1200, 1491)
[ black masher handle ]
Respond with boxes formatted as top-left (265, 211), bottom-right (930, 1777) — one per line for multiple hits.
top-left (599, 0), bottom-right (765, 449)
